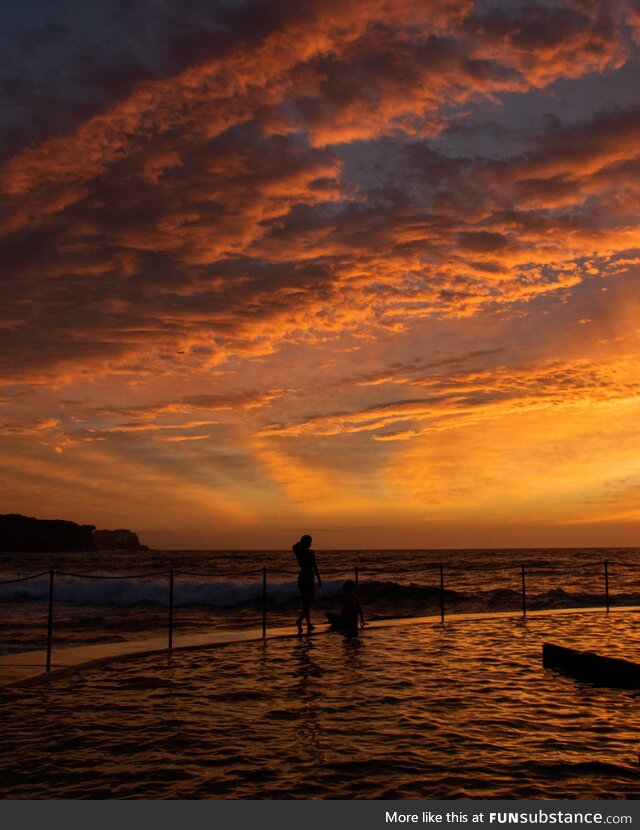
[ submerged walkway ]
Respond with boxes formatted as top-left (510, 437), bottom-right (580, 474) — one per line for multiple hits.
top-left (2, 605), bottom-right (639, 689)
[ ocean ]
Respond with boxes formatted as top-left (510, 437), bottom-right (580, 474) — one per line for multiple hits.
top-left (1, 547), bottom-right (638, 655)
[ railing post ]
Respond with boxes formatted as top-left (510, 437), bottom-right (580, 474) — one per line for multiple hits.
top-left (262, 567), bottom-right (267, 639)
top-left (604, 560), bottom-right (610, 613)
top-left (521, 564), bottom-right (526, 619)
top-left (439, 565), bottom-right (445, 623)
top-left (46, 568), bottom-right (55, 672)
top-left (168, 568), bottom-right (174, 649)
top-left (354, 565), bottom-right (359, 591)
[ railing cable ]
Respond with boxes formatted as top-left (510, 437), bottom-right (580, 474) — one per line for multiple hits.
top-left (0, 570), bottom-right (51, 585)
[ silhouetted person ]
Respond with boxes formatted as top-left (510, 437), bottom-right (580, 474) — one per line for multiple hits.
top-left (325, 579), bottom-right (365, 637)
top-left (293, 534), bottom-right (321, 634)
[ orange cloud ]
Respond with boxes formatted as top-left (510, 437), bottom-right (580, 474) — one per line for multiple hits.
top-left (258, 356), bottom-right (640, 439)
top-left (2, 3), bottom-right (639, 388)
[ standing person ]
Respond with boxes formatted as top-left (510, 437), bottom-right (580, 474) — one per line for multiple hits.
top-left (293, 534), bottom-right (322, 634)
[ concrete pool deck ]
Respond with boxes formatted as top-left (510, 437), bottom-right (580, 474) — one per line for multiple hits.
top-left (2, 605), bottom-right (639, 689)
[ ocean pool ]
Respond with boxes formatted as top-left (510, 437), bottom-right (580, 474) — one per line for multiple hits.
top-left (2, 611), bottom-right (640, 799)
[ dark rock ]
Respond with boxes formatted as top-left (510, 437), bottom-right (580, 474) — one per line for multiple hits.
top-left (92, 528), bottom-right (148, 551)
top-left (0, 513), bottom-right (96, 552)
top-left (543, 642), bottom-right (640, 689)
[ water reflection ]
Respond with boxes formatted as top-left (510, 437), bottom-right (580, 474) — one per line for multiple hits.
top-left (289, 638), bottom-right (324, 757)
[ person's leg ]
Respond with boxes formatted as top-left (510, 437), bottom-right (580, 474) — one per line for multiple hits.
top-left (305, 598), bottom-right (314, 631)
top-left (297, 580), bottom-right (315, 632)
top-left (296, 576), bottom-right (304, 630)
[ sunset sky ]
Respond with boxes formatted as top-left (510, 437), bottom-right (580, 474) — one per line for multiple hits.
top-left (1, 0), bottom-right (640, 550)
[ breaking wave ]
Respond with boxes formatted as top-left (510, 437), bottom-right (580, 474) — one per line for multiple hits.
top-left (1, 574), bottom-right (636, 611)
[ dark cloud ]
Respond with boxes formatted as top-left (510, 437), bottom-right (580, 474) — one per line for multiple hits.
top-left (457, 231), bottom-right (509, 252)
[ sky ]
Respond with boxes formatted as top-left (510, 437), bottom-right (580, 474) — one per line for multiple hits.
top-left (1, 0), bottom-right (640, 550)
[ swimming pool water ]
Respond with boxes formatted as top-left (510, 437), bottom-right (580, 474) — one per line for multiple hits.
top-left (2, 611), bottom-right (640, 799)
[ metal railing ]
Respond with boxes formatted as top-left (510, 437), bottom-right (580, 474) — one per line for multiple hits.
top-left (0, 559), bottom-right (632, 672)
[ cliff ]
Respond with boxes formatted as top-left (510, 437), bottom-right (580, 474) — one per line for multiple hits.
top-left (92, 528), bottom-right (148, 551)
top-left (0, 513), bottom-right (96, 552)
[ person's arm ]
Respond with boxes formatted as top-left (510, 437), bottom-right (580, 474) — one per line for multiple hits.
top-left (312, 553), bottom-right (322, 587)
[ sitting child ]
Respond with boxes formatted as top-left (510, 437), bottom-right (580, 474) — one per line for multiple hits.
top-left (325, 579), bottom-right (365, 636)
